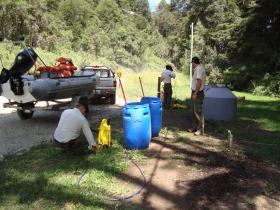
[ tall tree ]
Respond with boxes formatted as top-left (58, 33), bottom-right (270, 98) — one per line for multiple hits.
top-left (229, 0), bottom-right (280, 91)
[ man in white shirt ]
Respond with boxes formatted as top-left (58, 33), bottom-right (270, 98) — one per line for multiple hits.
top-left (53, 102), bottom-right (99, 153)
top-left (161, 65), bottom-right (176, 109)
top-left (189, 57), bottom-right (206, 135)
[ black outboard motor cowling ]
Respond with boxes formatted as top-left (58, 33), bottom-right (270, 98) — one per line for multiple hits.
top-left (0, 68), bottom-right (9, 84)
top-left (0, 47), bottom-right (38, 95)
top-left (9, 47), bottom-right (37, 77)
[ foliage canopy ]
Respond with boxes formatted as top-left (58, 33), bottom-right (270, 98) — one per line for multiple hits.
top-left (0, 0), bottom-right (279, 95)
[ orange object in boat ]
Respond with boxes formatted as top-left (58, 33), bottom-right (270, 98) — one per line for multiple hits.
top-left (36, 57), bottom-right (77, 78)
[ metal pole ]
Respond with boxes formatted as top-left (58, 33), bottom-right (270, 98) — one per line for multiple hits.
top-left (189, 22), bottom-right (194, 89)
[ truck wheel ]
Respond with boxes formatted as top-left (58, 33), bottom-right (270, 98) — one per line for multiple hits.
top-left (110, 94), bottom-right (116, 104)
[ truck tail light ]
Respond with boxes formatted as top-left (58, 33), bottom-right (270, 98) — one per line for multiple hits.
top-left (113, 80), bottom-right (117, 87)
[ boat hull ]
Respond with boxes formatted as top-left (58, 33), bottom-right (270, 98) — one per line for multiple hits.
top-left (1, 75), bottom-right (99, 103)
top-left (29, 76), bottom-right (99, 101)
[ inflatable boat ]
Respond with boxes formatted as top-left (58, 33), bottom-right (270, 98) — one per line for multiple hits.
top-left (0, 48), bottom-right (99, 103)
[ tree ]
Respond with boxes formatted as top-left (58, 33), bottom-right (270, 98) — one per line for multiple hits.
top-left (135, 0), bottom-right (151, 21)
top-left (154, 0), bottom-right (177, 38)
top-left (95, 0), bottom-right (122, 28)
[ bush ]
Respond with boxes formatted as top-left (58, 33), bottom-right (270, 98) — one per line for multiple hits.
top-left (252, 74), bottom-right (280, 97)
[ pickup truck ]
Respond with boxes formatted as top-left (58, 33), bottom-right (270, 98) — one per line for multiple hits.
top-left (81, 65), bottom-right (116, 104)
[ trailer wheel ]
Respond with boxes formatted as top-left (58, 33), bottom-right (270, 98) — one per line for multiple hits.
top-left (17, 109), bottom-right (34, 120)
top-left (17, 103), bottom-right (34, 120)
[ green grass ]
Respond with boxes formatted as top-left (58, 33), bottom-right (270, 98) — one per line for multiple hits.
top-left (118, 71), bottom-right (280, 163)
top-left (117, 70), bottom-right (190, 102)
top-left (0, 120), bottom-right (144, 210)
top-left (234, 92), bottom-right (280, 163)
top-left (0, 42), bottom-right (168, 74)
top-left (208, 91), bottom-right (280, 164)
top-left (234, 92), bottom-right (280, 131)
top-left (1, 53), bottom-right (280, 209)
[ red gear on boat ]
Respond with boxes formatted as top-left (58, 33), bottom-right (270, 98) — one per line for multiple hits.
top-left (36, 57), bottom-right (77, 78)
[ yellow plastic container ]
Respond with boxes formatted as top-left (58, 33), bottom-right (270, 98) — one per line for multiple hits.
top-left (98, 119), bottom-right (111, 147)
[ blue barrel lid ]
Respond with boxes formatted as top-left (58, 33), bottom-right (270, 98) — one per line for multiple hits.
top-left (125, 102), bottom-right (149, 109)
top-left (141, 97), bottom-right (161, 103)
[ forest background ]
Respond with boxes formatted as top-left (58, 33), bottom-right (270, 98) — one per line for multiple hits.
top-left (0, 0), bottom-right (279, 96)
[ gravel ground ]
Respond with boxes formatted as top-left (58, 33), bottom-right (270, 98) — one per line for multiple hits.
top-left (0, 96), bottom-right (123, 159)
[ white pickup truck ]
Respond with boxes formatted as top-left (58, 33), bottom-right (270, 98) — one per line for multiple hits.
top-left (81, 65), bottom-right (116, 104)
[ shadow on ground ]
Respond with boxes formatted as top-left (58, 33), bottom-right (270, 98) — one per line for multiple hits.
top-left (0, 107), bottom-right (279, 209)
top-left (120, 109), bottom-right (280, 210)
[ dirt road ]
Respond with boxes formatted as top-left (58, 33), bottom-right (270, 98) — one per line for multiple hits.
top-left (0, 96), bottom-right (122, 159)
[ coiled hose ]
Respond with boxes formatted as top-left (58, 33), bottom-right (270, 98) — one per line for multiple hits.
top-left (76, 157), bottom-right (147, 201)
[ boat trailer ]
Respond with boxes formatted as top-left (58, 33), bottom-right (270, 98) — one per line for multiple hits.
top-left (2, 96), bottom-right (86, 120)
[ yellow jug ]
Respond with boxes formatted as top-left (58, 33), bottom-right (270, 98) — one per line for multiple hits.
top-left (98, 119), bottom-right (111, 147)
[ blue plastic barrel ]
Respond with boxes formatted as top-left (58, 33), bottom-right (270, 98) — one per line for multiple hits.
top-left (123, 102), bottom-right (151, 149)
top-left (141, 97), bottom-right (162, 137)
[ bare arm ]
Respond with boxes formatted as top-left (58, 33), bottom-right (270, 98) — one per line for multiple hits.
top-left (82, 120), bottom-right (96, 148)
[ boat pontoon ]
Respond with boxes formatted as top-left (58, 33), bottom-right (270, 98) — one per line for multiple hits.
top-left (0, 48), bottom-right (99, 119)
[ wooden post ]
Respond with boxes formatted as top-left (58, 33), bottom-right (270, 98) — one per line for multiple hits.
top-left (119, 78), bottom-right (127, 104)
top-left (157, 77), bottom-right (161, 98)
top-left (139, 77), bottom-right (145, 97)
top-left (228, 130), bottom-right (233, 149)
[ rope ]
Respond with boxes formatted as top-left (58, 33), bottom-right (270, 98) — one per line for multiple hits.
top-left (76, 155), bottom-right (147, 201)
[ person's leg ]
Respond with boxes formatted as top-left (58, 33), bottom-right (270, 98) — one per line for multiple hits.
top-left (53, 138), bottom-right (69, 151)
top-left (165, 85), bottom-right (172, 109)
top-left (69, 136), bottom-right (88, 151)
top-left (190, 92), bottom-right (198, 131)
top-left (168, 85), bottom-right (173, 109)
top-left (194, 92), bottom-right (204, 135)
top-left (200, 92), bottom-right (205, 133)
top-left (53, 138), bottom-right (82, 154)
top-left (163, 85), bottom-right (168, 109)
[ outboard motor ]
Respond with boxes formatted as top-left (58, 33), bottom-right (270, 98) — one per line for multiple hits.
top-left (0, 47), bottom-right (37, 95)
top-left (0, 68), bottom-right (9, 84)
top-left (9, 47), bottom-right (37, 77)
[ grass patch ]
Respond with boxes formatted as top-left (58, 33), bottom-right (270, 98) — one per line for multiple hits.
top-left (208, 92), bottom-right (280, 164)
top-left (1, 61), bottom-right (279, 208)
top-left (0, 122), bottom-right (144, 210)
top-left (264, 179), bottom-right (280, 197)
top-left (168, 153), bottom-right (185, 160)
top-left (0, 42), bottom-right (168, 75)
top-left (117, 70), bottom-right (190, 102)
top-left (234, 92), bottom-right (280, 131)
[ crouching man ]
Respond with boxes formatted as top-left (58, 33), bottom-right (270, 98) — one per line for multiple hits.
top-left (53, 102), bottom-right (99, 153)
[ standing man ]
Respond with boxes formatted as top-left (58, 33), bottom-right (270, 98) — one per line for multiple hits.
top-left (53, 101), bottom-right (99, 153)
top-left (189, 57), bottom-right (206, 135)
top-left (161, 64), bottom-right (176, 109)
